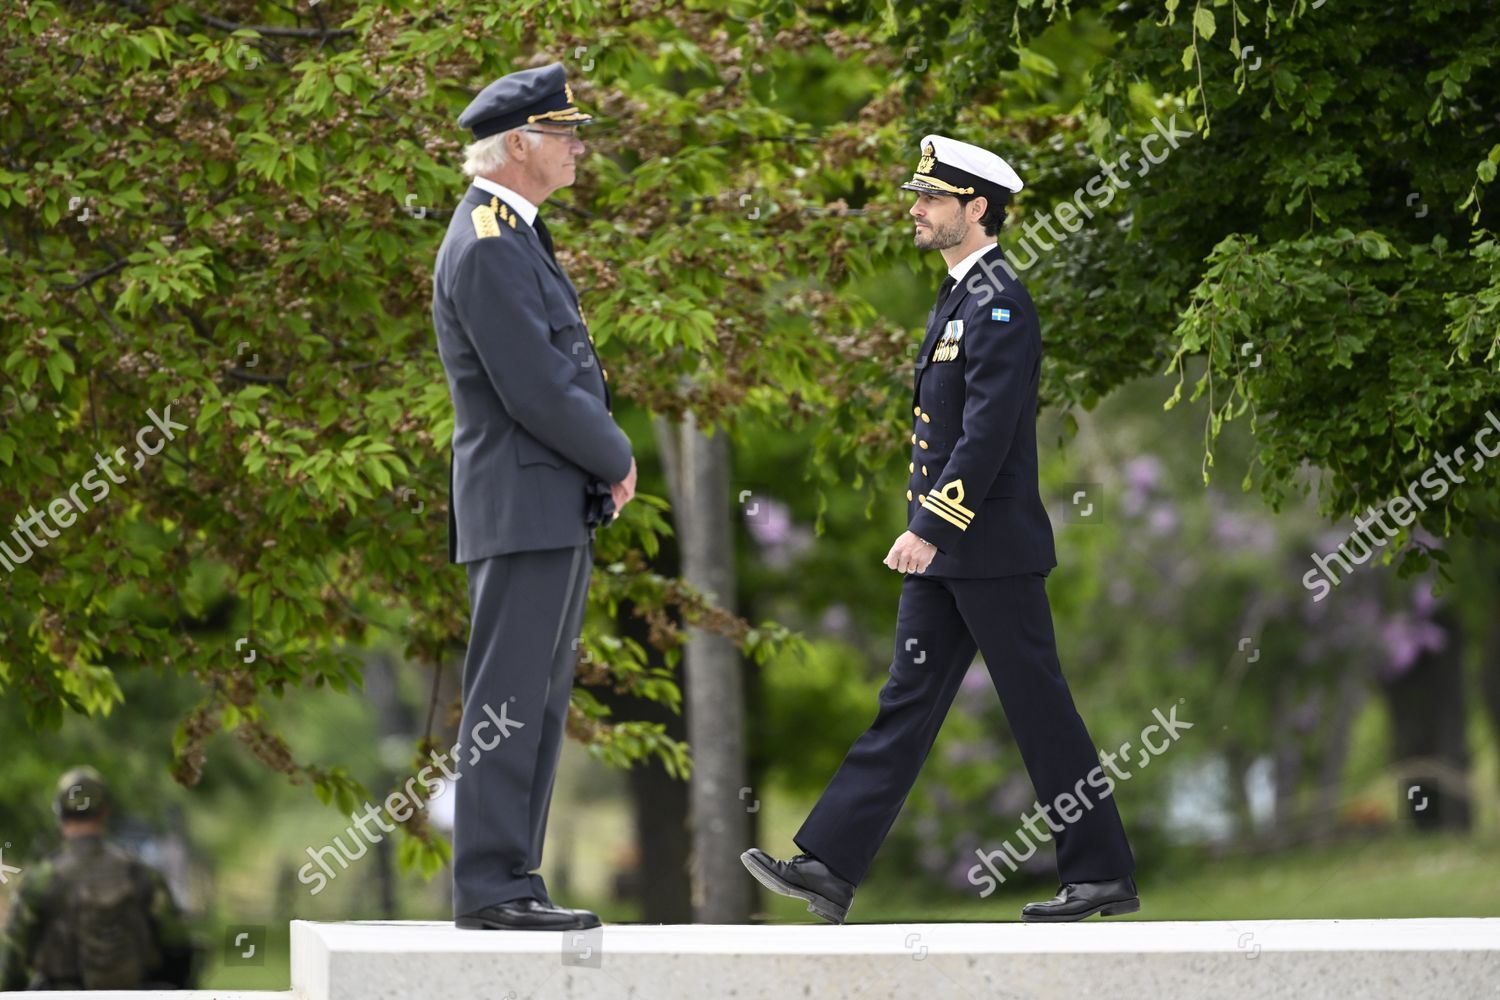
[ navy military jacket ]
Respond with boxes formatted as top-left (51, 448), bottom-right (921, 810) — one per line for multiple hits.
top-left (432, 185), bottom-right (632, 564)
top-left (906, 245), bottom-right (1057, 578)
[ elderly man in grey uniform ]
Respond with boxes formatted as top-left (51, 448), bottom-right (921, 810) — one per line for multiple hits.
top-left (431, 62), bottom-right (637, 931)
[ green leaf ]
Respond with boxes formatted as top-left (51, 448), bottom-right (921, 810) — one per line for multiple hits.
top-left (1193, 5), bottom-right (1216, 40)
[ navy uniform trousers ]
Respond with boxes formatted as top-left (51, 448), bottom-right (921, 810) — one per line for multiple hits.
top-left (451, 542), bottom-right (591, 916)
top-left (795, 570), bottom-right (1135, 887)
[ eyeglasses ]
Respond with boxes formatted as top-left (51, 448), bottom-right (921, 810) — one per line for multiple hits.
top-left (521, 126), bottom-right (582, 141)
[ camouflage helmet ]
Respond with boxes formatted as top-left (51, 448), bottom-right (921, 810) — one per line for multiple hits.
top-left (54, 765), bottom-right (111, 820)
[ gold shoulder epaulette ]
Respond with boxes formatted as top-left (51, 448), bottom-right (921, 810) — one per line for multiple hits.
top-left (471, 204), bottom-right (501, 239)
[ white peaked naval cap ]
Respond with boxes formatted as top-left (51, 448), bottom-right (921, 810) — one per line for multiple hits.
top-left (900, 134), bottom-right (1024, 199)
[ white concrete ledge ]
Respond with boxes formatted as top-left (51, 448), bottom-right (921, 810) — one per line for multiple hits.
top-left (290, 918), bottom-right (1500, 1000)
top-left (0, 993), bottom-right (290, 1000)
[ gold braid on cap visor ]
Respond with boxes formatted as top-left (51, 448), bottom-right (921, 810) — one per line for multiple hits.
top-left (526, 83), bottom-right (591, 124)
top-left (907, 173), bottom-right (976, 195)
top-left (527, 107), bottom-right (591, 123)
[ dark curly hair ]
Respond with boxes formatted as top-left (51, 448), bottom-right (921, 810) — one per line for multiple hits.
top-left (957, 188), bottom-right (1011, 237)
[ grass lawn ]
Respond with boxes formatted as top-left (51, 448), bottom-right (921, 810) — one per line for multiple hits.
top-left (746, 831), bottom-right (1500, 924)
top-left (197, 831), bottom-right (1500, 988)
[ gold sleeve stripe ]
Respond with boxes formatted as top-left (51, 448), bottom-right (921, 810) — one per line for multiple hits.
top-left (922, 492), bottom-right (972, 523)
top-left (920, 494), bottom-right (971, 530)
top-left (932, 480), bottom-right (974, 518)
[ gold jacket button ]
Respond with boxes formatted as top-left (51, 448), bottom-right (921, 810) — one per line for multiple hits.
top-left (910, 433), bottom-right (917, 444)
top-left (908, 462), bottom-right (914, 473)
top-left (922, 465), bottom-right (928, 475)
top-left (906, 489), bottom-right (914, 501)
top-left (919, 440), bottom-right (929, 450)
top-left (913, 406), bottom-right (922, 416)
top-left (920, 413), bottom-right (930, 423)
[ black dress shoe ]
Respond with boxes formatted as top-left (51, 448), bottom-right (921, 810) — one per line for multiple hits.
top-left (1020, 876), bottom-right (1140, 923)
top-left (740, 848), bottom-right (854, 924)
top-left (455, 897), bottom-right (602, 931)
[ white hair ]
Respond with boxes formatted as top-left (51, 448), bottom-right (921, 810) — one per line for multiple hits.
top-left (461, 128), bottom-right (540, 177)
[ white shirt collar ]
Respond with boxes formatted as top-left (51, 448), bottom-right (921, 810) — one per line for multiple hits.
top-left (471, 177), bottom-right (538, 227)
top-left (948, 241), bottom-right (998, 286)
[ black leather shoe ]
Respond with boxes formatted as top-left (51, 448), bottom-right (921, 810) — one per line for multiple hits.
top-left (741, 848), bottom-right (854, 924)
top-left (1020, 877), bottom-right (1140, 923)
top-left (455, 897), bottom-right (602, 931)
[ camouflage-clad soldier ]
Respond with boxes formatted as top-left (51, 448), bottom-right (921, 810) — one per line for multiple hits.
top-left (0, 767), bottom-right (198, 991)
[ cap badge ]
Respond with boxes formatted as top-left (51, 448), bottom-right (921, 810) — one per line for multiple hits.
top-left (917, 142), bottom-right (936, 175)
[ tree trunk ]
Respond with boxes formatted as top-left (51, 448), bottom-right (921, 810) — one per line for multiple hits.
top-left (1268, 676), bottom-right (1301, 848)
top-left (1478, 534), bottom-right (1500, 801)
top-left (1382, 606), bottom-right (1470, 831)
top-left (669, 412), bottom-right (750, 923)
top-left (1313, 662), bottom-right (1366, 840)
top-left (594, 592), bottom-right (694, 922)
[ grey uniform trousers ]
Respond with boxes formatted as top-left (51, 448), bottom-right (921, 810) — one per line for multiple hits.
top-left (451, 543), bottom-right (591, 917)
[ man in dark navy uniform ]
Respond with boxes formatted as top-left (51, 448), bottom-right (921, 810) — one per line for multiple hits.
top-left (743, 136), bottom-right (1138, 923)
top-left (432, 62), bottom-right (636, 931)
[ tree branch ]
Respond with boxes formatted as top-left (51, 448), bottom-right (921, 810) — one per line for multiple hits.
top-left (57, 258), bottom-right (127, 292)
top-left (199, 14), bottom-right (354, 38)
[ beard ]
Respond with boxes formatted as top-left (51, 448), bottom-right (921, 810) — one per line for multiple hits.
top-left (913, 214), bottom-right (968, 250)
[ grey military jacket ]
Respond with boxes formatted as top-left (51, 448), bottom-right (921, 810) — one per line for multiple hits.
top-left (432, 185), bottom-right (631, 564)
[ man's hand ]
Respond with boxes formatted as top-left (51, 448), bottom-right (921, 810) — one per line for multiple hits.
top-left (884, 530), bottom-right (936, 574)
top-left (610, 457), bottom-right (638, 517)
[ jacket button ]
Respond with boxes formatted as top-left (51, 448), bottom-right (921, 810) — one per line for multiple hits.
top-left (906, 489), bottom-right (914, 501)
top-left (910, 433), bottom-right (917, 444)
top-left (922, 465), bottom-right (928, 475)
top-left (908, 462), bottom-right (914, 473)
top-left (920, 413), bottom-right (930, 423)
top-left (913, 406), bottom-right (921, 416)
top-left (919, 440), bottom-right (929, 449)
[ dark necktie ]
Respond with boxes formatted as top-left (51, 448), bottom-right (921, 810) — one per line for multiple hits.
top-left (936, 275), bottom-right (956, 307)
top-left (928, 275), bottom-right (956, 327)
top-left (533, 214), bottom-right (557, 261)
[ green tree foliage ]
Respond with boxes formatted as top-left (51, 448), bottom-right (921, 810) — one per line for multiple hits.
top-left (3, 0), bottom-right (908, 861)
top-left (7, 0), bottom-right (1496, 880)
top-left (886, 0), bottom-right (1500, 562)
